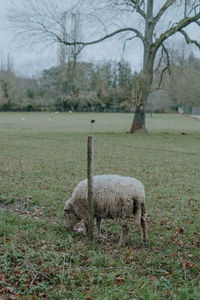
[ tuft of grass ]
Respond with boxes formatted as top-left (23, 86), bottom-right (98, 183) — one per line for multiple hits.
top-left (0, 112), bottom-right (200, 299)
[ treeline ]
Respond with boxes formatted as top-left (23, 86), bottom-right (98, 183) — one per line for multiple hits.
top-left (168, 54), bottom-right (200, 112)
top-left (0, 60), bottom-right (135, 112)
top-left (0, 55), bottom-right (200, 112)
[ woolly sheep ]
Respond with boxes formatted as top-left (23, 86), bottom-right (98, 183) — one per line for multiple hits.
top-left (64, 174), bottom-right (148, 246)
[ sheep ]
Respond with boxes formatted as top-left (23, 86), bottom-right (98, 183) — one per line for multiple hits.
top-left (64, 174), bottom-right (148, 246)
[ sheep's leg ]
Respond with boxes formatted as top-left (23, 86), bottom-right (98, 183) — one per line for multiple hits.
top-left (141, 203), bottom-right (148, 243)
top-left (118, 224), bottom-right (129, 246)
top-left (96, 217), bottom-right (102, 236)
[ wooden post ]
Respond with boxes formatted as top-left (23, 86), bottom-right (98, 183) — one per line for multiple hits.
top-left (87, 135), bottom-right (94, 239)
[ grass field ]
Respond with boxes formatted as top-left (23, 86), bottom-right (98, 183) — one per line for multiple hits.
top-left (0, 112), bottom-right (200, 299)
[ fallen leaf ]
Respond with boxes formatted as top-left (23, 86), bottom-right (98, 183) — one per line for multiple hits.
top-left (177, 227), bottom-right (184, 234)
top-left (178, 240), bottom-right (183, 247)
top-left (185, 262), bottom-right (196, 269)
top-left (116, 277), bottom-right (125, 286)
top-left (151, 275), bottom-right (158, 281)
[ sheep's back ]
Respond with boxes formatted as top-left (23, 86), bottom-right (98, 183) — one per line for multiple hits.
top-left (72, 175), bottom-right (145, 219)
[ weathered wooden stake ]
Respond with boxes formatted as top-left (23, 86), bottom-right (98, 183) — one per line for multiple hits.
top-left (87, 135), bottom-right (94, 239)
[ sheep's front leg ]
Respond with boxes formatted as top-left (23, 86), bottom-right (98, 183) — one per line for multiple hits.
top-left (141, 203), bottom-right (148, 243)
top-left (118, 224), bottom-right (129, 246)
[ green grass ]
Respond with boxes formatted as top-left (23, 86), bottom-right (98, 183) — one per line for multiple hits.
top-left (0, 112), bottom-right (200, 299)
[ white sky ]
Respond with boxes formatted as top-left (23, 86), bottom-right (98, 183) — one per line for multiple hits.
top-left (0, 0), bottom-right (199, 78)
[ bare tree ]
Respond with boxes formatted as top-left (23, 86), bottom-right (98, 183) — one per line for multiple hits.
top-left (57, 8), bottom-right (82, 109)
top-left (8, 0), bottom-right (200, 132)
top-left (58, 9), bottom-right (82, 66)
top-left (169, 53), bottom-right (200, 108)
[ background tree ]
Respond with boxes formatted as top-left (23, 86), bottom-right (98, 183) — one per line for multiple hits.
top-left (8, 0), bottom-right (200, 132)
top-left (39, 60), bottom-right (135, 112)
top-left (1, 54), bottom-right (199, 113)
top-left (169, 53), bottom-right (200, 111)
top-left (57, 8), bottom-right (83, 109)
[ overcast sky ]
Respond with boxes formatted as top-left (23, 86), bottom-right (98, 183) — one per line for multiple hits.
top-left (0, 0), bottom-right (142, 77)
top-left (0, 0), bottom-right (199, 78)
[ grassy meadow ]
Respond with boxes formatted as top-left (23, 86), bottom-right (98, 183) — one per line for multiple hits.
top-left (0, 112), bottom-right (200, 299)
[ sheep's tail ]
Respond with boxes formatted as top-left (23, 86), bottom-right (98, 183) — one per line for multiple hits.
top-left (133, 198), bottom-right (142, 226)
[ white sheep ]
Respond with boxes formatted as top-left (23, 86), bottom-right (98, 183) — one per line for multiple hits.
top-left (64, 174), bottom-right (148, 246)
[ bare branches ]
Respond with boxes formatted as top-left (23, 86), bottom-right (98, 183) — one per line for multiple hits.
top-left (86, 13), bottom-right (108, 36)
top-left (162, 43), bottom-right (171, 73)
top-left (9, 1), bottom-right (144, 48)
top-left (153, 0), bottom-right (176, 26)
top-left (157, 66), bottom-right (168, 89)
top-left (179, 29), bottom-right (200, 48)
top-left (154, 44), bottom-right (170, 72)
top-left (128, 0), bottom-right (146, 18)
top-left (186, 2), bottom-right (200, 17)
top-left (61, 27), bottom-right (144, 46)
top-left (121, 35), bottom-right (139, 60)
top-left (153, 12), bottom-right (200, 51)
top-left (154, 43), bottom-right (171, 90)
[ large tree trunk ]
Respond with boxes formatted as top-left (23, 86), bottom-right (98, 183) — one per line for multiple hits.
top-left (130, 0), bottom-right (154, 134)
top-left (129, 68), bottom-right (153, 134)
top-left (130, 69), bottom-right (153, 134)
top-left (130, 103), bottom-right (147, 133)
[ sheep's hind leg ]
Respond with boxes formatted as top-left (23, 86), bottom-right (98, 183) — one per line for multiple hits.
top-left (141, 203), bottom-right (148, 244)
top-left (118, 224), bottom-right (129, 246)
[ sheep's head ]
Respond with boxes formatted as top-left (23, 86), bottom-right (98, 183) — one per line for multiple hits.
top-left (64, 201), bottom-right (80, 229)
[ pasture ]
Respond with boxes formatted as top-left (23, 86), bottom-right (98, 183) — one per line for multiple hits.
top-left (0, 112), bottom-right (200, 299)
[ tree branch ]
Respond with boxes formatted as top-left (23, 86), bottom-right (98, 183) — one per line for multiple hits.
top-left (60, 27), bottom-right (144, 46)
top-left (121, 35), bottom-right (138, 60)
top-left (162, 43), bottom-right (171, 73)
top-left (187, 3), bottom-right (200, 17)
top-left (154, 43), bottom-right (171, 90)
top-left (154, 43), bottom-right (171, 71)
top-left (154, 47), bottom-right (165, 73)
top-left (128, 0), bottom-right (146, 18)
top-left (157, 66), bottom-right (169, 89)
top-left (153, 12), bottom-right (200, 51)
top-left (179, 29), bottom-right (200, 49)
top-left (153, 0), bottom-right (176, 26)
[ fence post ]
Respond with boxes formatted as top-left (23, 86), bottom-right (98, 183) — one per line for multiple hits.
top-left (87, 135), bottom-right (94, 239)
